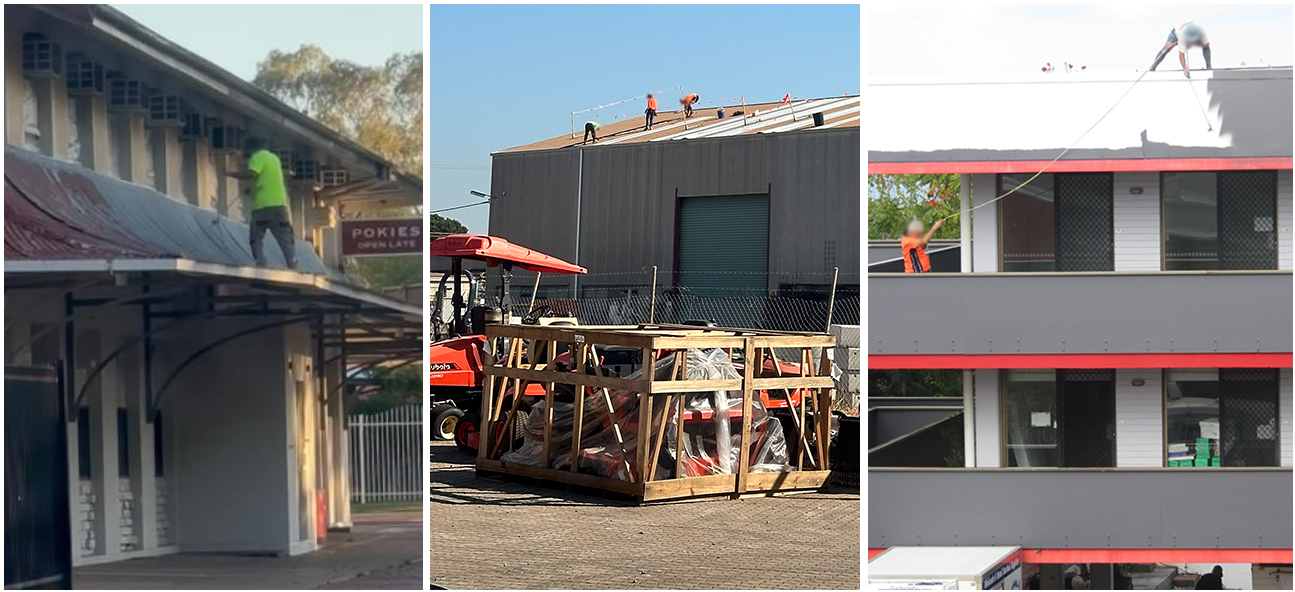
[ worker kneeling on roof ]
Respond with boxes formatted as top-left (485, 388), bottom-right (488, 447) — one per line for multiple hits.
top-left (1152, 21), bottom-right (1211, 78)
top-left (901, 218), bottom-right (942, 273)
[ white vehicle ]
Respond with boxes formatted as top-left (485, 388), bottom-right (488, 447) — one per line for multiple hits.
top-left (869, 547), bottom-right (1023, 591)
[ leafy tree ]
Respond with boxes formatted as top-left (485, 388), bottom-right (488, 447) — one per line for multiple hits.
top-left (868, 369), bottom-right (964, 397)
top-left (253, 45), bottom-right (422, 175)
top-left (348, 366), bottom-right (422, 415)
top-left (869, 174), bottom-right (962, 240)
top-left (430, 214), bottom-right (468, 236)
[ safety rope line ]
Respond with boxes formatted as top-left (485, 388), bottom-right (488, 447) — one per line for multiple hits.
top-left (939, 64), bottom-right (1170, 223)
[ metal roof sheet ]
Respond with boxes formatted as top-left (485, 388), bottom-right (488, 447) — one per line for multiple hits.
top-left (869, 67), bottom-right (1293, 166)
top-left (428, 234), bottom-right (587, 274)
top-left (5, 147), bottom-right (329, 274)
top-left (498, 95), bottom-right (860, 154)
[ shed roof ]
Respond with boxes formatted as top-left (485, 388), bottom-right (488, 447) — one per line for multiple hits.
top-left (498, 95), bottom-right (859, 154)
top-left (869, 67), bottom-right (1293, 173)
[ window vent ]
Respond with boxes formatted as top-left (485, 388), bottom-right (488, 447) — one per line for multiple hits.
top-left (21, 33), bottom-right (63, 77)
top-left (209, 123), bottom-right (243, 153)
top-left (107, 73), bottom-right (147, 112)
top-left (147, 95), bottom-right (185, 126)
top-left (292, 156), bottom-right (318, 181)
top-left (319, 168), bottom-right (350, 187)
top-left (65, 54), bottom-right (104, 96)
top-left (180, 113), bottom-right (207, 140)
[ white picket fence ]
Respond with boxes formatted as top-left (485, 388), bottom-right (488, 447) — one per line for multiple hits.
top-left (348, 405), bottom-right (422, 503)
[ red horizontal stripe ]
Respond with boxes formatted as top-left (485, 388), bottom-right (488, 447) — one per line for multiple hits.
top-left (868, 156), bottom-right (1293, 174)
top-left (868, 548), bottom-right (1293, 564)
top-left (1022, 548), bottom-right (1293, 564)
top-left (869, 352), bottom-right (1293, 369)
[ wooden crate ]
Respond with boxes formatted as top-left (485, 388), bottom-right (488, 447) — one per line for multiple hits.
top-left (477, 324), bottom-right (836, 503)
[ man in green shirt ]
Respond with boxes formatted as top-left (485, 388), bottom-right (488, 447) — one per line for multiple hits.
top-left (226, 137), bottom-right (297, 269)
top-left (582, 120), bottom-right (601, 144)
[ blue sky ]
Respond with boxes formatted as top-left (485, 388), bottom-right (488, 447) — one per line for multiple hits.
top-left (115, 4), bottom-right (423, 79)
top-left (430, 4), bottom-right (861, 233)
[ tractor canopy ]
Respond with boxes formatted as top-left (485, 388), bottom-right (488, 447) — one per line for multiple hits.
top-left (429, 234), bottom-right (587, 275)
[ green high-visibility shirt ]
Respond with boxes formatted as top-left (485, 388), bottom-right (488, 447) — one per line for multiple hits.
top-left (586, 121), bottom-right (601, 130)
top-left (247, 149), bottom-right (288, 211)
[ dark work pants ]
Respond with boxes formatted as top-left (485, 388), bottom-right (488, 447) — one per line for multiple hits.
top-left (645, 108), bottom-right (656, 129)
top-left (584, 123), bottom-right (598, 143)
top-left (249, 205), bottom-right (298, 269)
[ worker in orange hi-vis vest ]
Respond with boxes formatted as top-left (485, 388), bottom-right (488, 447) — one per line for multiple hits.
top-left (901, 218), bottom-right (942, 273)
top-left (645, 94), bottom-right (658, 130)
top-left (680, 93), bottom-right (699, 118)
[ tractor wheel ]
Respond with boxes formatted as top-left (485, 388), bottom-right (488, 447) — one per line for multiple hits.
top-left (432, 405), bottom-right (465, 441)
top-left (455, 412), bottom-right (481, 455)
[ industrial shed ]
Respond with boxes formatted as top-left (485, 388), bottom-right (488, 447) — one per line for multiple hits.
top-left (487, 96), bottom-right (861, 300)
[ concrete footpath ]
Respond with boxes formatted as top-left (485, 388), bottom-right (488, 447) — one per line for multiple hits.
top-left (429, 440), bottom-right (861, 590)
top-left (74, 511), bottom-right (422, 590)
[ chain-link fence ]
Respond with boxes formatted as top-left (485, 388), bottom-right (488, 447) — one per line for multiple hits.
top-left (478, 269), bottom-right (860, 334)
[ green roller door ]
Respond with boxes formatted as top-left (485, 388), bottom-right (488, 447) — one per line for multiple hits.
top-left (677, 194), bottom-right (769, 292)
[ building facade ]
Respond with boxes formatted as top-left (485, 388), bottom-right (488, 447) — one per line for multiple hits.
top-left (868, 68), bottom-right (1294, 581)
top-left (4, 5), bottom-right (420, 569)
top-left (487, 97), bottom-right (861, 303)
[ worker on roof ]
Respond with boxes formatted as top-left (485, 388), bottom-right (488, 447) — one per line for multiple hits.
top-left (645, 93), bottom-right (658, 130)
top-left (583, 120), bottom-right (601, 144)
top-left (1151, 21), bottom-right (1211, 77)
top-left (681, 93), bottom-right (699, 118)
top-left (226, 137), bottom-right (297, 270)
top-left (901, 218), bottom-right (942, 273)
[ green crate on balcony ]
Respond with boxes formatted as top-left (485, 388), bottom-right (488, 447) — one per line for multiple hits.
top-left (1211, 457), bottom-right (1221, 467)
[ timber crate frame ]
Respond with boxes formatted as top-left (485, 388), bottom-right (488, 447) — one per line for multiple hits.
top-left (477, 323), bottom-right (836, 503)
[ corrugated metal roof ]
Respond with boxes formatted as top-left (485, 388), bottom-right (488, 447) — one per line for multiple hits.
top-left (4, 147), bottom-right (329, 274)
top-left (498, 95), bottom-right (860, 153)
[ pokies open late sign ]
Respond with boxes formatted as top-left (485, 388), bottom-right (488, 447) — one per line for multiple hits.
top-left (340, 218), bottom-right (422, 256)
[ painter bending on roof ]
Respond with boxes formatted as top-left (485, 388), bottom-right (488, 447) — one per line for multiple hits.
top-left (583, 120), bottom-right (601, 144)
top-left (1151, 21), bottom-right (1211, 78)
top-left (901, 218), bottom-right (942, 273)
top-left (645, 93), bottom-right (658, 130)
top-left (226, 137), bottom-right (298, 269)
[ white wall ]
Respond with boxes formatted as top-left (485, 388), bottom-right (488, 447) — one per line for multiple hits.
top-left (972, 369), bottom-right (1001, 467)
top-left (1282, 367), bottom-right (1292, 468)
top-left (1115, 368), bottom-right (1164, 467)
top-left (1113, 172), bottom-right (1161, 271)
top-left (170, 319), bottom-right (295, 554)
top-left (970, 173), bottom-right (998, 272)
top-left (1279, 169), bottom-right (1292, 271)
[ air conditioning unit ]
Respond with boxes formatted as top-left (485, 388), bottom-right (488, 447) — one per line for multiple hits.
top-left (65, 54), bottom-right (104, 96)
top-left (21, 33), bottom-right (63, 77)
top-left (292, 156), bottom-right (318, 181)
top-left (208, 123), bottom-right (243, 154)
top-left (319, 168), bottom-right (350, 188)
top-left (107, 73), bottom-right (147, 113)
top-left (147, 95), bottom-right (186, 127)
top-left (180, 113), bottom-right (208, 140)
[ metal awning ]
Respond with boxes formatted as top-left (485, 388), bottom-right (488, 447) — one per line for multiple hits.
top-left (5, 147), bottom-right (420, 415)
top-left (429, 234), bottom-right (587, 274)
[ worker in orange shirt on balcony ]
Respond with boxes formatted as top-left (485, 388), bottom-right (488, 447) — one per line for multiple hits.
top-left (901, 218), bottom-right (942, 273)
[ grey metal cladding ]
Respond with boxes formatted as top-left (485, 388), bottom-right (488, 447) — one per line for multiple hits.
top-left (869, 468), bottom-right (1293, 549)
top-left (867, 273), bottom-right (1294, 355)
top-left (489, 129), bottom-right (861, 289)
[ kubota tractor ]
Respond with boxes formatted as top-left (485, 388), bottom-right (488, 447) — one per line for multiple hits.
top-left (427, 234), bottom-right (587, 452)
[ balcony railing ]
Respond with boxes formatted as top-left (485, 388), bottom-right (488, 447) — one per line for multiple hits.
top-left (868, 271), bottom-right (1293, 357)
top-left (869, 467), bottom-right (1293, 549)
